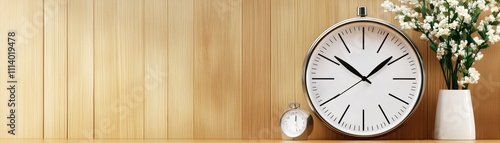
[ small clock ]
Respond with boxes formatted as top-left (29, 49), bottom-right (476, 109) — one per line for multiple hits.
top-left (280, 102), bottom-right (313, 139)
top-left (303, 7), bottom-right (425, 137)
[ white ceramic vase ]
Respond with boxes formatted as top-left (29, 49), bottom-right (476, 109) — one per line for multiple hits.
top-left (434, 90), bottom-right (475, 140)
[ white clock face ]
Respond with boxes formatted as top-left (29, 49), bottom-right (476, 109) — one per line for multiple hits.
top-left (304, 20), bottom-right (424, 137)
top-left (280, 109), bottom-right (308, 137)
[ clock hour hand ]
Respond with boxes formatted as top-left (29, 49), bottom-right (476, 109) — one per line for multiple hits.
top-left (366, 56), bottom-right (393, 78)
top-left (334, 56), bottom-right (371, 84)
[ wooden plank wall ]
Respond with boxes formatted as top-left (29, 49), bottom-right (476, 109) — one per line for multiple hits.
top-left (0, 0), bottom-right (498, 139)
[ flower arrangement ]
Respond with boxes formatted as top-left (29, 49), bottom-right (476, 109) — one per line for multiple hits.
top-left (381, 0), bottom-right (500, 89)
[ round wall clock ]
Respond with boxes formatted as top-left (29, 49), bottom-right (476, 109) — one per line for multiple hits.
top-left (303, 7), bottom-right (425, 137)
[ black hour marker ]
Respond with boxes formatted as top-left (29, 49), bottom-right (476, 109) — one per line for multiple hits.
top-left (338, 104), bottom-right (350, 124)
top-left (318, 54), bottom-right (340, 65)
top-left (389, 93), bottom-right (409, 105)
top-left (362, 27), bottom-right (365, 50)
top-left (362, 109), bottom-right (365, 131)
top-left (312, 78), bottom-right (335, 80)
top-left (338, 34), bottom-right (351, 53)
top-left (378, 104), bottom-right (390, 124)
top-left (388, 53), bottom-right (409, 65)
top-left (377, 33), bottom-right (389, 53)
top-left (393, 78), bottom-right (416, 80)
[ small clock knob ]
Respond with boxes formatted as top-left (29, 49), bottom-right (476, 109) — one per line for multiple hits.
top-left (358, 6), bottom-right (367, 17)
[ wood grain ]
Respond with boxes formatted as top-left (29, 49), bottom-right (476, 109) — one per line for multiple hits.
top-left (0, 0), bottom-right (44, 138)
top-left (144, 0), bottom-right (168, 139)
top-left (94, 0), bottom-right (144, 138)
top-left (67, 0), bottom-right (94, 139)
top-left (193, 0), bottom-right (242, 139)
top-left (167, 0), bottom-right (194, 139)
top-left (0, 0), bottom-right (499, 139)
top-left (470, 42), bottom-right (500, 139)
top-left (270, 0), bottom-right (297, 139)
top-left (2, 139), bottom-right (500, 143)
top-left (44, 0), bottom-right (68, 138)
top-left (242, 0), bottom-right (271, 139)
top-left (294, 0), bottom-right (341, 139)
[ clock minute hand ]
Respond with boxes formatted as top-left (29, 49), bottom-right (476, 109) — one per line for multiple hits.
top-left (366, 56), bottom-right (393, 78)
top-left (334, 56), bottom-right (371, 84)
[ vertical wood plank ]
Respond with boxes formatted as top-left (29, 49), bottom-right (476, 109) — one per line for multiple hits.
top-left (242, 0), bottom-right (271, 139)
top-left (67, 0), bottom-right (94, 139)
top-left (144, 0), bottom-right (168, 139)
top-left (0, 0), bottom-right (44, 138)
top-left (295, 0), bottom-right (342, 139)
top-left (44, 0), bottom-right (68, 138)
top-left (270, 0), bottom-right (296, 139)
top-left (94, 0), bottom-right (144, 138)
top-left (470, 42), bottom-right (500, 139)
top-left (193, 0), bottom-right (242, 139)
top-left (167, 0), bottom-right (194, 139)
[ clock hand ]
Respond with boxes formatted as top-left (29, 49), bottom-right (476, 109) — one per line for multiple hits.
top-left (334, 56), bottom-right (371, 84)
top-left (320, 80), bottom-right (362, 106)
top-left (366, 56), bottom-right (393, 78)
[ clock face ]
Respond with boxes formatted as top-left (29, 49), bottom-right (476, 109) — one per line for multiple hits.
top-left (303, 19), bottom-right (424, 137)
top-left (280, 109), bottom-right (308, 138)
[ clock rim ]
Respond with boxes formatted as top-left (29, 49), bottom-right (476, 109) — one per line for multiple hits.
top-left (302, 17), bottom-right (426, 138)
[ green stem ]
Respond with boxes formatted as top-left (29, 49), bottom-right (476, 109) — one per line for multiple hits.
top-left (439, 60), bottom-right (450, 89)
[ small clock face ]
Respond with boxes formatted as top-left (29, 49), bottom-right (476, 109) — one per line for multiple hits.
top-left (304, 19), bottom-right (424, 137)
top-left (280, 109), bottom-right (308, 137)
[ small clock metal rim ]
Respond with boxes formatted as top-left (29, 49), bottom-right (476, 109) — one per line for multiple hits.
top-left (301, 16), bottom-right (426, 138)
top-left (279, 107), bottom-right (312, 138)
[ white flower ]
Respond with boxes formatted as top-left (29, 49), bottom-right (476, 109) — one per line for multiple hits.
top-left (420, 33), bottom-right (428, 40)
top-left (469, 67), bottom-right (480, 84)
top-left (463, 14), bottom-right (472, 24)
top-left (456, 6), bottom-right (468, 17)
top-left (436, 44), bottom-right (444, 60)
top-left (478, 20), bottom-right (487, 31)
top-left (423, 23), bottom-right (432, 30)
top-left (449, 21), bottom-right (459, 29)
top-left (435, 28), bottom-right (450, 37)
top-left (473, 37), bottom-right (485, 45)
top-left (458, 76), bottom-right (470, 87)
top-left (486, 15), bottom-right (496, 22)
top-left (491, 6), bottom-right (499, 12)
top-left (458, 49), bottom-right (466, 57)
top-left (424, 16), bottom-right (434, 23)
top-left (449, 0), bottom-right (459, 7)
top-left (450, 40), bottom-right (458, 52)
top-left (459, 40), bottom-right (468, 49)
top-left (475, 52), bottom-right (484, 61)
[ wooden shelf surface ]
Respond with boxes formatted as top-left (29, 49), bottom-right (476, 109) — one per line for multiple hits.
top-left (0, 139), bottom-right (498, 143)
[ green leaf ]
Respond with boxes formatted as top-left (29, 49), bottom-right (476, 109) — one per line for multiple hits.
top-left (404, 16), bottom-right (411, 22)
top-left (430, 4), bottom-right (435, 9)
top-left (452, 12), bottom-right (459, 21)
top-left (414, 7), bottom-right (422, 13)
top-left (422, 5), bottom-right (427, 17)
top-left (450, 30), bottom-right (458, 37)
top-left (471, 27), bottom-right (478, 33)
top-left (479, 44), bottom-right (490, 49)
top-left (430, 42), bottom-right (437, 51)
top-left (444, 2), bottom-right (449, 8)
top-left (472, 8), bottom-right (482, 23)
top-left (491, 21), bottom-right (500, 25)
